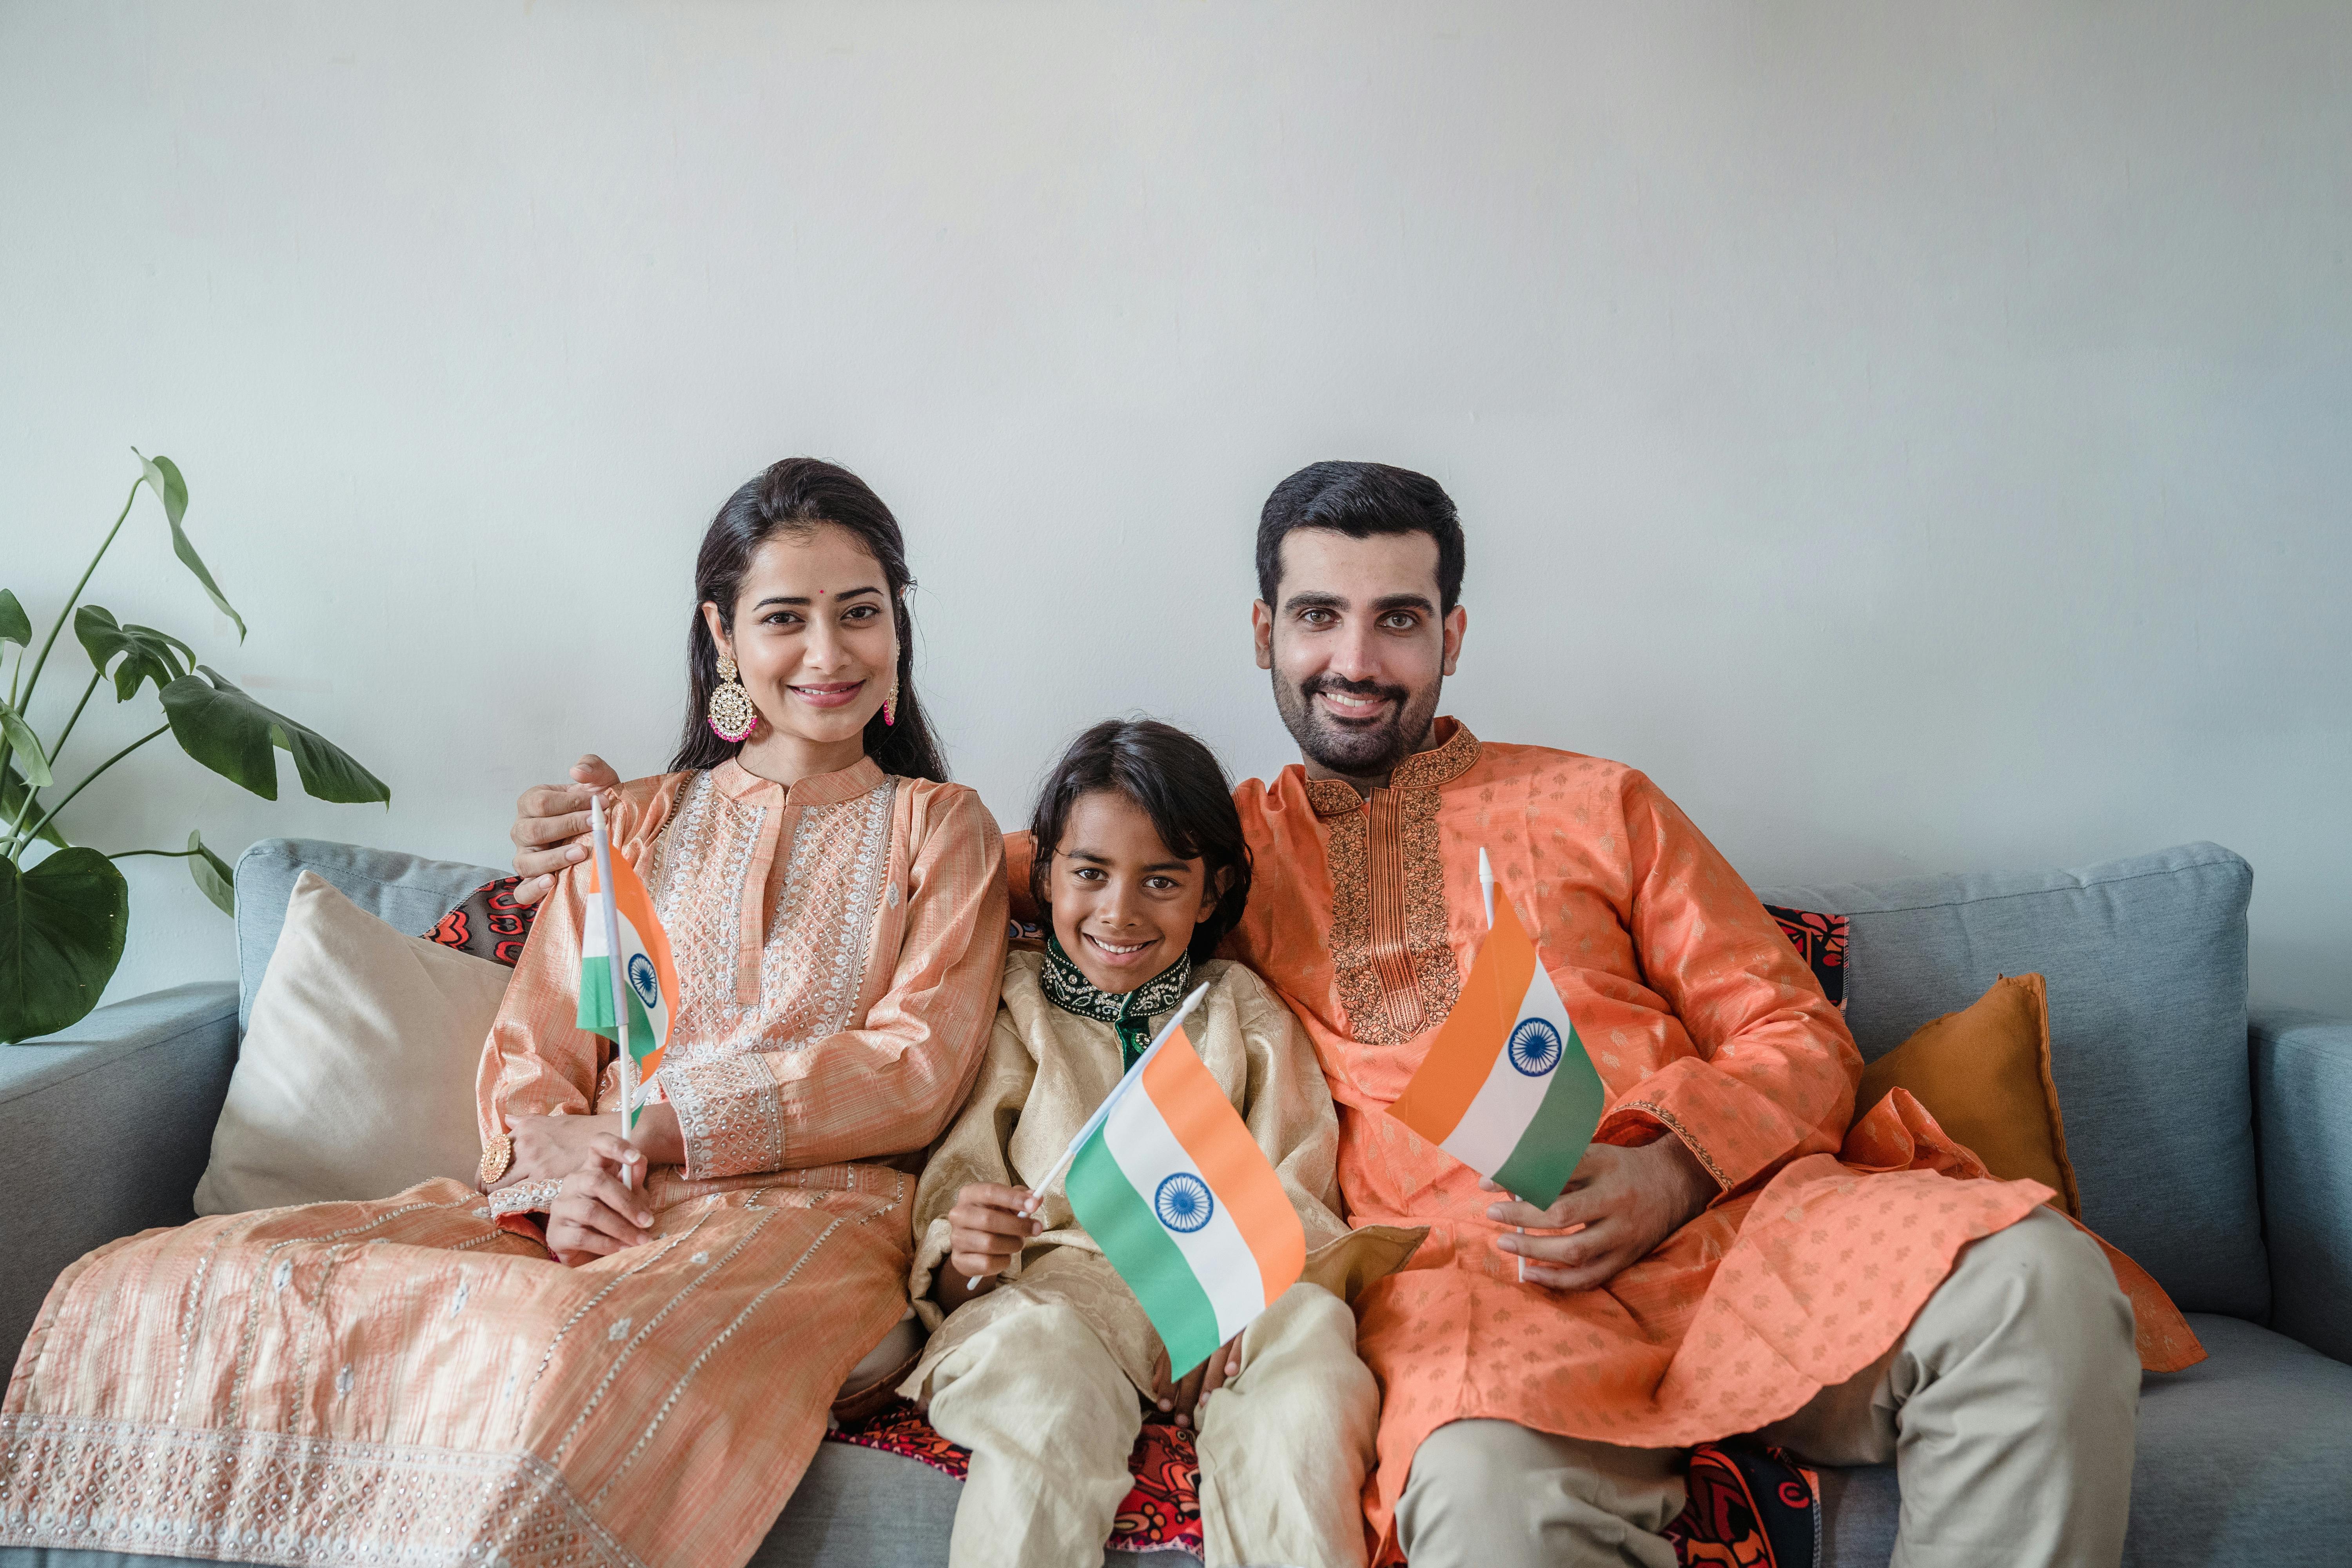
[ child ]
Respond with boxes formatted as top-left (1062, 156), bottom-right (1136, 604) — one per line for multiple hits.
top-left (901, 719), bottom-right (1419, 1568)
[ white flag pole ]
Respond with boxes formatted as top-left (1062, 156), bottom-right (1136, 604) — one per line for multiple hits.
top-left (1480, 847), bottom-right (1524, 1278)
top-left (966, 982), bottom-right (1211, 1290)
top-left (590, 795), bottom-right (636, 1192)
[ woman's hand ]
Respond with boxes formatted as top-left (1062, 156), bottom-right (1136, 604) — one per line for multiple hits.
top-left (1155, 1333), bottom-right (1243, 1429)
top-left (937, 1183), bottom-right (1040, 1304)
top-left (545, 1147), bottom-right (656, 1265)
top-left (498, 1106), bottom-right (685, 1193)
top-left (1486, 1136), bottom-right (1718, 1292)
top-left (498, 1112), bottom-right (624, 1190)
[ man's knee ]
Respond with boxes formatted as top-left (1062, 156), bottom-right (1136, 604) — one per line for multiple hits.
top-left (1910, 1207), bottom-right (2137, 1398)
top-left (1397, 1420), bottom-right (1682, 1568)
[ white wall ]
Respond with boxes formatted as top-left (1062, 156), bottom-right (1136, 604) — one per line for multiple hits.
top-left (5, 1), bottom-right (2347, 1018)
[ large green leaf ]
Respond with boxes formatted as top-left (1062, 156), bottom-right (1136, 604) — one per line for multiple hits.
top-left (132, 450), bottom-right (246, 642)
top-left (0, 695), bottom-right (49, 787)
top-left (0, 847), bottom-right (127, 1043)
top-left (0, 590), bottom-right (27, 648)
top-left (187, 828), bottom-right (235, 916)
top-left (2, 759), bottom-right (66, 848)
top-left (158, 668), bottom-right (389, 805)
top-left (74, 606), bottom-right (193, 701)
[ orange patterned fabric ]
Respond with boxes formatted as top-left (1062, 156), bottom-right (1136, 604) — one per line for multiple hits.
top-left (479, 757), bottom-right (1009, 1180)
top-left (0, 757), bottom-right (1008, 1568)
top-left (1215, 721), bottom-right (2153, 1557)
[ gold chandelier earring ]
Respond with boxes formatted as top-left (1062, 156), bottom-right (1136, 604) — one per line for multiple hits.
top-left (883, 672), bottom-right (899, 728)
top-left (706, 647), bottom-right (757, 742)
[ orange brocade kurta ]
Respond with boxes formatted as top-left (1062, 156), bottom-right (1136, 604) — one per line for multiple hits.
top-left (1215, 720), bottom-right (2194, 1555)
top-left (0, 757), bottom-right (1007, 1568)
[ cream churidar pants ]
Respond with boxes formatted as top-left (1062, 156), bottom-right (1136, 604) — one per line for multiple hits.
top-left (924, 1282), bottom-right (1377, 1568)
top-left (1395, 1207), bottom-right (2141, 1568)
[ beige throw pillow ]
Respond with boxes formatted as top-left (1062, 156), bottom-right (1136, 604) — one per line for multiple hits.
top-left (194, 871), bottom-right (513, 1215)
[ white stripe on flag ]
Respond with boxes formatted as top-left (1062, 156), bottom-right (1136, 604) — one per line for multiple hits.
top-left (1439, 959), bottom-right (1577, 1172)
top-left (1099, 1079), bottom-right (1265, 1344)
top-left (581, 895), bottom-right (611, 958)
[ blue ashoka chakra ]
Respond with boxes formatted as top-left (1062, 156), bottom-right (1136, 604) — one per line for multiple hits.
top-left (627, 953), bottom-right (660, 1008)
top-left (1507, 1018), bottom-right (1564, 1077)
top-left (1154, 1172), bottom-right (1215, 1234)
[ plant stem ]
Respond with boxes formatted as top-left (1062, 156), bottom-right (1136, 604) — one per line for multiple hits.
top-left (14, 480), bottom-right (140, 733)
top-left (9, 723), bottom-right (165, 857)
top-left (44, 672), bottom-right (103, 775)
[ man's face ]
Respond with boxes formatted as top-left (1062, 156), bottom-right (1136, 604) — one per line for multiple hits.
top-left (1253, 528), bottom-right (1466, 788)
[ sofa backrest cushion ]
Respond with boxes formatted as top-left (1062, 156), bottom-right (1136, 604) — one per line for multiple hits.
top-left (1757, 841), bottom-right (2261, 1321)
top-left (234, 838), bottom-right (506, 1037)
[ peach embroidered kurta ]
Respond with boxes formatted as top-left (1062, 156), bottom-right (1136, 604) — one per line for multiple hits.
top-left (1216, 720), bottom-right (2140, 1553)
top-left (0, 757), bottom-right (1006, 1568)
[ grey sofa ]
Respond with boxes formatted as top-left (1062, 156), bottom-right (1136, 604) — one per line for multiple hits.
top-left (4, 836), bottom-right (2348, 1568)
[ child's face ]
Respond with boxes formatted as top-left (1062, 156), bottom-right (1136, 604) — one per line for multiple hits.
top-left (1047, 789), bottom-right (1217, 996)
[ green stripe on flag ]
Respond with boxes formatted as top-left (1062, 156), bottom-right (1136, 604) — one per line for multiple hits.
top-left (1067, 1132), bottom-right (1222, 1374)
top-left (579, 955), bottom-right (618, 1036)
top-left (1491, 1023), bottom-right (1609, 1208)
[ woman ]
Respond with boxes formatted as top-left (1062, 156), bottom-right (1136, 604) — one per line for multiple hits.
top-left (0, 459), bottom-right (1007, 1568)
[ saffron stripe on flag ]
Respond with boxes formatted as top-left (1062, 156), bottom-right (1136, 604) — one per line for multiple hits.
top-left (1067, 1133), bottom-right (1223, 1374)
top-left (1139, 1037), bottom-right (1305, 1306)
top-left (1385, 899), bottom-right (1537, 1141)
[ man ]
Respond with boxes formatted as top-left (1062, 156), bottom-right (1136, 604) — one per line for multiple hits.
top-left (512, 462), bottom-right (2164, 1567)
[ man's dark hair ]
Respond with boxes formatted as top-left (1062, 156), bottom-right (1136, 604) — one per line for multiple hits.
top-left (1028, 718), bottom-right (1252, 963)
top-left (1255, 461), bottom-right (1466, 614)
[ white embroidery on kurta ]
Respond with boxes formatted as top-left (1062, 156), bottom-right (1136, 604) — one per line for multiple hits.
top-left (644, 771), bottom-right (898, 1179)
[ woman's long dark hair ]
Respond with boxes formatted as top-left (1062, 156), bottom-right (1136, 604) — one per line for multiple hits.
top-left (1027, 718), bottom-right (1252, 962)
top-left (670, 458), bottom-right (949, 782)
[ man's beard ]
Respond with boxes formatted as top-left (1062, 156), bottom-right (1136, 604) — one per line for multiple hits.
top-left (1272, 670), bottom-right (1444, 782)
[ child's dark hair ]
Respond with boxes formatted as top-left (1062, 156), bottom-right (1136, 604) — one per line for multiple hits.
top-left (1028, 719), bottom-right (1252, 963)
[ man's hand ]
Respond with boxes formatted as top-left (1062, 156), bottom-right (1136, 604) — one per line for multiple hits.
top-left (1487, 1137), bottom-right (1718, 1292)
top-left (938, 1183), bottom-right (1042, 1303)
top-left (511, 754), bottom-right (623, 907)
top-left (1155, 1333), bottom-right (1243, 1430)
top-left (545, 1149), bottom-right (656, 1265)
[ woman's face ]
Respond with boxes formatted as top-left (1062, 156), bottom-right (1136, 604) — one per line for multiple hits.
top-left (1047, 789), bottom-right (1218, 995)
top-left (703, 524), bottom-right (897, 756)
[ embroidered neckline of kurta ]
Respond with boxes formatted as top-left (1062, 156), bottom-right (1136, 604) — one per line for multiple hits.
top-left (1304, 718), bottom-right (1482, 1047)
top-left (1039, 933), bottom-right (1192, 1069)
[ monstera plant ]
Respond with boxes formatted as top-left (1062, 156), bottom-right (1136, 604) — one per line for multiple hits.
top-left (1, 452), bottom-right (388, 1042)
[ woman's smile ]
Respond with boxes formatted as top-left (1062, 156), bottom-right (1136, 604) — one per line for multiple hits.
top-left (788, 679), bottom-right (868, 708)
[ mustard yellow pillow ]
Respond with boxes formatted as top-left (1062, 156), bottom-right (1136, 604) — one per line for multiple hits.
top-left (1858, 973), bottom-right (2080, 1216)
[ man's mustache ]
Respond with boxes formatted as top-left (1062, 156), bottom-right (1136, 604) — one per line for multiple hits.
top-left (1301, 675), bottom-right (1409, 710)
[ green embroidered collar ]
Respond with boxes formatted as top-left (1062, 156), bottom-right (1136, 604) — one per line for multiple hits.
top-left (1040, 933), bottom-right (1192, 1069)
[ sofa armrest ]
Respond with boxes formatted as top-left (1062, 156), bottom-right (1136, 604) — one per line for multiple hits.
top-left (2252, 1007), bottom-right (2352, 1365)
top-left (0, 981), bottom-right (238, 1372)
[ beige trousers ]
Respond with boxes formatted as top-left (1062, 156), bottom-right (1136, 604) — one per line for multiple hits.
top-left (1396, 1207), bottom-right (2141, 1568)
top-left (926, 1282), bottom-right (1378, 1568)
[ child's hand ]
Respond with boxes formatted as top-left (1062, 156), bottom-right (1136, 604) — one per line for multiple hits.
top-left (944, 1183), bottom-right (1041, 1292)
top-left (1154, 1332), bottom-right (1243, 1429)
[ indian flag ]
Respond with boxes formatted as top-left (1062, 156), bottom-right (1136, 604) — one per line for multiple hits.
top-left (577, 802), bottom-right (679, 1116)
top-left (1385, 878), bottom-right (1606, 1209)
top-left (1064, 1020), bottom-right (1307, 1376)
